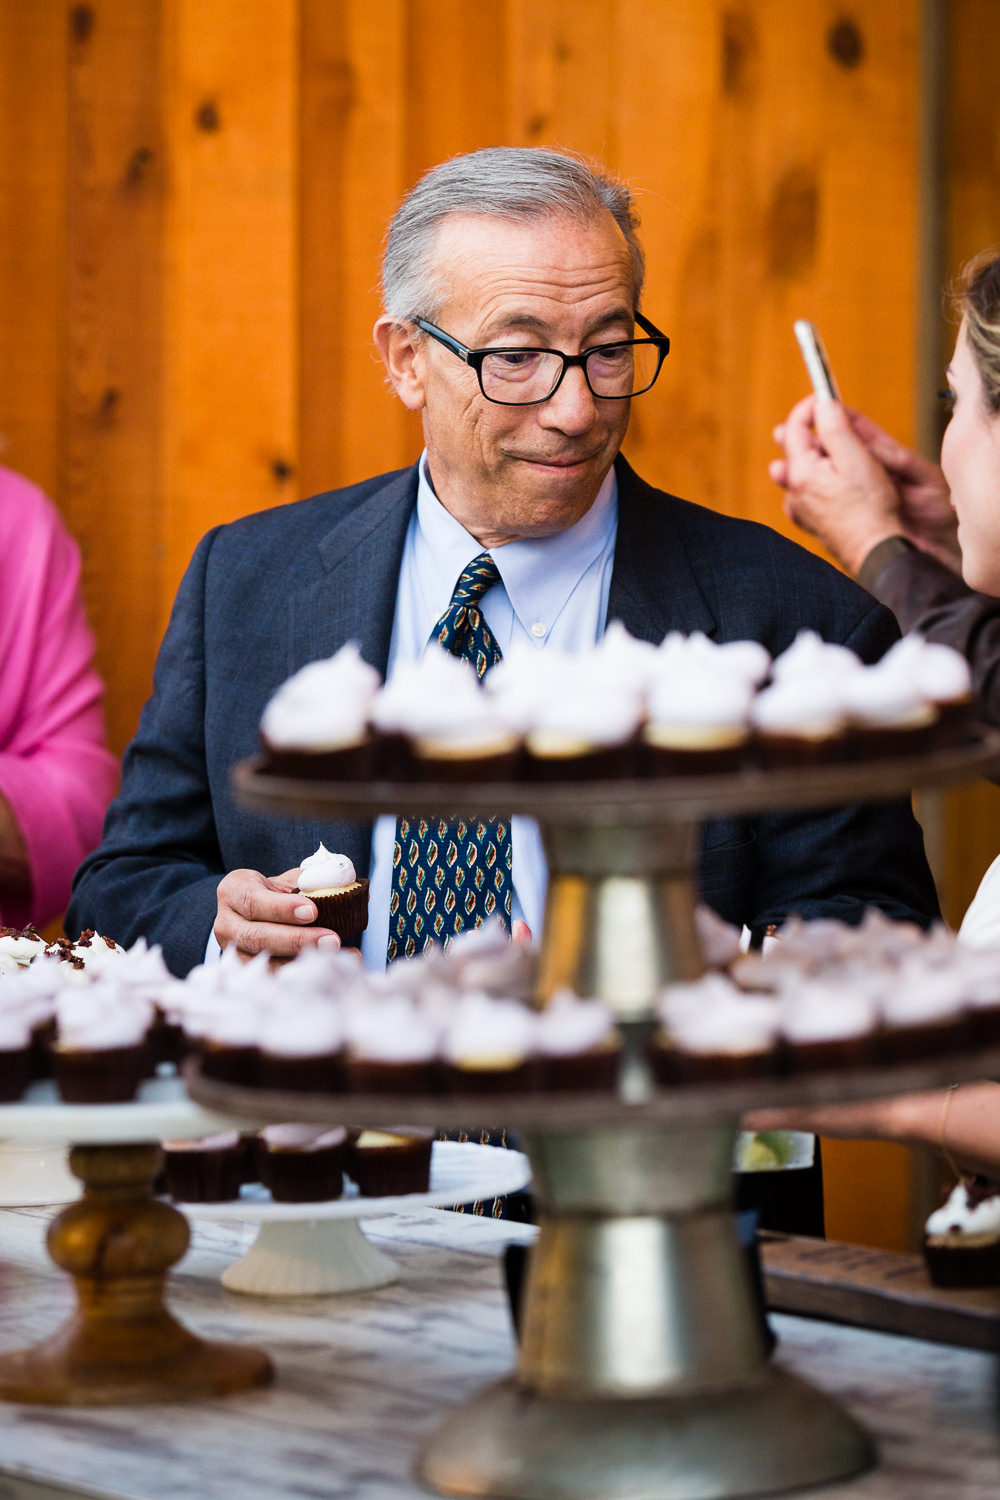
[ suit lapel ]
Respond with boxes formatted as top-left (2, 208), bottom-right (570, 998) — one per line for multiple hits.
top-left (607, 457), bottom-right (718, 643)
top-left (289, 466), bottom-right (418, 678)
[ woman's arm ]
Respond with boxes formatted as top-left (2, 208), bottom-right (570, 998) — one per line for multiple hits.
top-left (747, 1080), bottom-right (1000, 1179)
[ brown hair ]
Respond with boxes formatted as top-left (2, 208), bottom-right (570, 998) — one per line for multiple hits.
top-left (954, 250), bottom-right (1000, 415)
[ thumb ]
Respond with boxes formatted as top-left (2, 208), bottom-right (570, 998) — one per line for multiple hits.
top-left (813, 399), bottom-right (874, 475)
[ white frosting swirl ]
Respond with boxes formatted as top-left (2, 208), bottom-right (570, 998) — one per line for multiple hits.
top-left (926, 1181), bottom-right (1000, 1239)
top-left (297, 843), bottom-right (357, 893)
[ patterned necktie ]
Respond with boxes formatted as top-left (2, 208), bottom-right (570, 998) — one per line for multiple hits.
top-left (387, 553), bottom-right (513, 963)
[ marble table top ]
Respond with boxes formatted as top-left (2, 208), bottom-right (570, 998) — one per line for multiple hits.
top-left (0, 1203), bottom-right (994, 1500)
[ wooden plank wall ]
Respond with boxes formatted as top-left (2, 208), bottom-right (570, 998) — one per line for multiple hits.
top-left (0, 0), bottom-right (997, 1250)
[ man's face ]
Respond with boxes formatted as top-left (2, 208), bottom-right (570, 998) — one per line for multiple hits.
top-left (377, 211), bottom-right (636, 547)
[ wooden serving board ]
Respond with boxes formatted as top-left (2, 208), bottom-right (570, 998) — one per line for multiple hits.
top-left (761, 1232), bottom-right (1000, 1351)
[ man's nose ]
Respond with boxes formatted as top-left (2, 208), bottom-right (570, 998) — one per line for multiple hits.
top-left (538, 363), bottom-right (599, 433)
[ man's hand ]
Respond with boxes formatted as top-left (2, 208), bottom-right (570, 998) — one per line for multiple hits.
top-left (770, 396), bottom-right (960, 575)
top-left (214, 867), bottom-right (341, 962)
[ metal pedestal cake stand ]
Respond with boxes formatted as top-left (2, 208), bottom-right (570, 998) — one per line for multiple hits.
top-left (213, 739), bottom-right (1000, 1500)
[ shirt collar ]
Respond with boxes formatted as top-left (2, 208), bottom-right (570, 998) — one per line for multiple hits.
top-left (414, 455), bottom-right (617, 637)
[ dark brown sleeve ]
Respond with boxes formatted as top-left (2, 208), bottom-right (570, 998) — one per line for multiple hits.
top-left (861, 542), bottom-right (1000, 726)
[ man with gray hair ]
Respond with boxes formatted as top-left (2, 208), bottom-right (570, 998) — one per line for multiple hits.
top-left (69, 145), bottom-right (937, 976)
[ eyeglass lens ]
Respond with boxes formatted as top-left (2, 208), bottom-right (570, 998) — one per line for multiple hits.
top-left (480, 341), bottom-right (661, 403)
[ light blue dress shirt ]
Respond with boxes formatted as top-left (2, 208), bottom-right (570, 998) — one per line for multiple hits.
top-left (361, 455), bottom-right (618, 969)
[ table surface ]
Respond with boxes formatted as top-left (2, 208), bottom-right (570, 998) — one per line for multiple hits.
top-left (0, 1205), bottom-right (995, 1500)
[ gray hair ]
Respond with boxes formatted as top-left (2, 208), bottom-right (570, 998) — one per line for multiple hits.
top-left (381, 146), bottom-right (645, 324)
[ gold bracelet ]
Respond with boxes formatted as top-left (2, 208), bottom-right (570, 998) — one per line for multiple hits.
top-left (938, 1084), bottom-right (969, 1184)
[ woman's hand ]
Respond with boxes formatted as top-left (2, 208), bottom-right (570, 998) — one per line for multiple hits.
top-left (771, 396), bottom-right (960, 575)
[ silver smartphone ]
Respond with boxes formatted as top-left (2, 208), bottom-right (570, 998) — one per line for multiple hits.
top-left (793, 319), bottom-right (840, 400)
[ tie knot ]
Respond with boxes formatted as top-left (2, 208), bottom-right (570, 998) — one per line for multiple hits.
top-left (450, 553), bottom-right (502, 609)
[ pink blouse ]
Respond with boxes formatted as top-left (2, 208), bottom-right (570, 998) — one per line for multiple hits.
top-left (0, 467), bottom-right (117, 927)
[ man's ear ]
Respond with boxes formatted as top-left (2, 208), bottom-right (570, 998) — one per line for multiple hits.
top-left (374, 316), bottom-right (427, 411)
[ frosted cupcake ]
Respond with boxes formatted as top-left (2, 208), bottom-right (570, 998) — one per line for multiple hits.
top-left (750, 676), bottom-right (850, 766)
top-left (258, 1000), bottom-right (346, 1093)
top-left (842, 658), bottom-right (938, 759)
top-left (923, 1179), bottom-right (1000, 1287)
top-left (878, 966), bottom-right (968, 1061)
top-left (653, 975), bottom-right (780, 1084)
top-left (882, 634), bottom-right (975, 744)
top-left (441, 992), bottom-right (539, 1093)
top-left (535, 989), bottom-right (621, 1091)
top-left (296, 844), bottom-right (369, 942)
top-left (642, 669), bottom-right (753, 775)
top-left (523, 680), bottom-right (642, 780)
top-left (259, 643), bottom-right (379, 779)
top-left (344, 995), bottom-right (438, 1093)
top-left (779, 982), bottom-right (878, 1072)
top-left (50, 983), bottom-right (154, 1103)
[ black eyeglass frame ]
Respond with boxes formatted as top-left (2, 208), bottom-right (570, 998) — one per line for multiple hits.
top-left (412, 312), bottom-right (671, 405)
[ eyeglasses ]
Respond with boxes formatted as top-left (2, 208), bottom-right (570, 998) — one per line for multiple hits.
top-left (412, 313), bottom-right (670, 405)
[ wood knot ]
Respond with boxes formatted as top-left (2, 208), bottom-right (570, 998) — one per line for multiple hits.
top-left (526, 113), bottom-right (548, 139)
top-left (827, 17), bottom-right (864, 69)
top-left (271, 458), bottom-right (293, 483)
top-left (195, 99), bottom-right (221, 132)
top-left (125, 146), bottom-right (154, 184)
top-left (70, 5), bottom-right (95, 45)
top-left (721, 10), bottom-right (758, 95)
top-left (98, 387), bottom-right (122, 421)
top-left (766, 166), bottom-right (819, 277)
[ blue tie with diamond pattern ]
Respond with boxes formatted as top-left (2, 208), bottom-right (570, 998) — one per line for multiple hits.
top-left (386, 553), bottom-right (513, 963)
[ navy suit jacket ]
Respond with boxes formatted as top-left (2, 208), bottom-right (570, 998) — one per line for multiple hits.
top-left (69, 457), bottom-right (939, 974)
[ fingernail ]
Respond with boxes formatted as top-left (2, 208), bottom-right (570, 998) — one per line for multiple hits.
top-left (294, 903), bottom-right (315, 921)
top-left (317, 934), bottom-right (341, 950)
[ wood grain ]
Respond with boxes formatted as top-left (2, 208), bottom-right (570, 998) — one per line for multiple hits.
top-left (64, 0), bottom-right (166, 755)
top-left (0, 0), bottom-right (67, 498)
top-left (762, 1230), bottom-right (1000, 1351)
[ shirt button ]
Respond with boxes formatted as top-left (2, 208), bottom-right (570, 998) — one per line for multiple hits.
top-left (530, 622), bottom-right (546, 639)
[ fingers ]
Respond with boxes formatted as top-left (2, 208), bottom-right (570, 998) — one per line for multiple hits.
top-left (511, 919), bottom-right (532, 944)
top-left (215, 867), bottom-right (341, 962)
top-left (776, 394), bottom-right (820, 467)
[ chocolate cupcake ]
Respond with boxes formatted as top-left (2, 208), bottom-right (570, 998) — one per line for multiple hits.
top-left (345, 996), bottom-right (438, 1094)
top-left (653, 976), bottom-right (780, 1085)
top-left (296, 844), bottom-right (369, 943)
top-left (0, 1012), bottom-right (33, 1101)
top-left (49, 983), bottom-right (154, 1104)
top-left (346, 1127), bottom-right (434, 1196)
top-left (256, 1124), bottom-right (348, 1203)
top-left (523, 684), bottom-right (641, 781)
top-left (535, 989), bottom-right (621, 1091)
top-left (641, 670), bottom-right (752, 776)
top-left (842, 660), bottom-right (937, 760)
top-left (259, 644), bottom-right (379, 780)
top-left (161, 1131), bottom-right (251, 1202)
top-left (441, 992), bottom-right (539, 1094)
top-left (923, 1178), bottom-right (1000, 1287)
top-left (258, 1001), bottom-right (346, 1093)
top-left (779, 982), bottom-right (878, 1073)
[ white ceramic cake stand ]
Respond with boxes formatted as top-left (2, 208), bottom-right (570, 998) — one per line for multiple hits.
top-left (182, 1141), bottom-right (530, 1296)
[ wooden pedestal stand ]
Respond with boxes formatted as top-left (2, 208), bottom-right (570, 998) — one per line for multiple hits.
top-left (0, 1141), bottom-right (272, 1405)
top-left (0, 1082), bottom-right (273, 1405)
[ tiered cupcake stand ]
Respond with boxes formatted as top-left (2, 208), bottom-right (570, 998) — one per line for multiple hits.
top-left (186, 736), bottom-right (1000, 1500)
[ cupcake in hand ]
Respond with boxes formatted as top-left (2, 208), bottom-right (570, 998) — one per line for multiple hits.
top-left (296, 844), bottom-right (369, 944)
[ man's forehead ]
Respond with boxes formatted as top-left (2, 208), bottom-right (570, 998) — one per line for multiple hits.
top-left (429, 210), bottom-right (635, 325)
